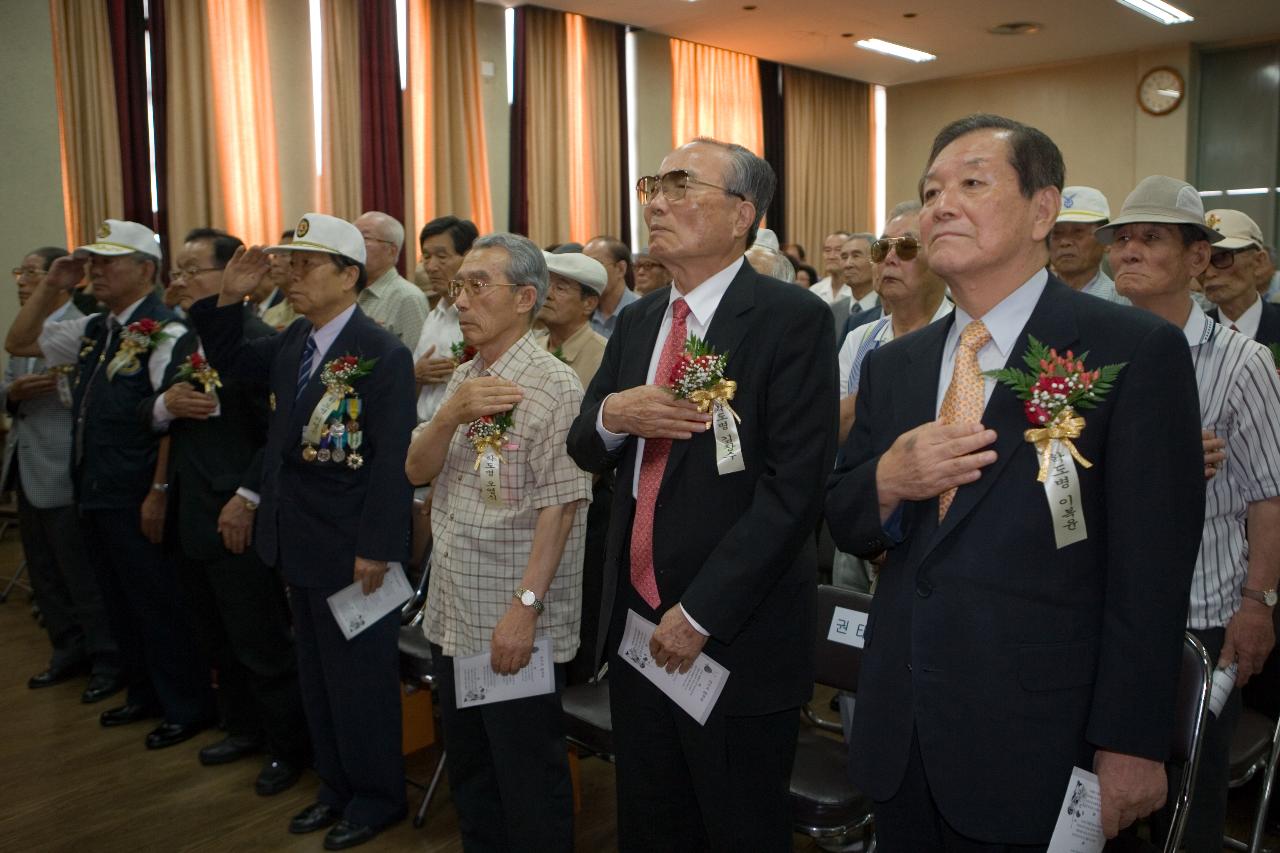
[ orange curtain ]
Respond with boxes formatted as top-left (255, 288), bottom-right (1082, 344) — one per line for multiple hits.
top-left (318, 0), bottom-right (362, 220)
top-left (49, 0), bottom-right (124, 248)
top-left (565, 14), bottom-right (594, 242)
top-left (166, 0), bottom-right (225, 245)
top-left (670, 38), bottom-right (763, 157)
top-left (207, 0), bottom-right (282, 245)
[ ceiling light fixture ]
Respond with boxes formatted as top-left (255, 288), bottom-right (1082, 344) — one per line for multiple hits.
top-left (856, 37), bottom-right (936, 63)
top-left (1114, 0), bottom-right (1193, 25)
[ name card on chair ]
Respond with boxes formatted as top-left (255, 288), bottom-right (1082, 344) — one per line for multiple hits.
top-left (827, 607), bottom-right (868, 649)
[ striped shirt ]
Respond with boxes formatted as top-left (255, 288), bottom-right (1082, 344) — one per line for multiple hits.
top-left (836, 298), bottom-right (954, 398)
top-left (1183, 303), bottom-right (1280, 629)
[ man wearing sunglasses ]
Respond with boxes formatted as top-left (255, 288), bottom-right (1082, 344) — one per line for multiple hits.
top-left (567, 138), bottom-right (838, 851)
top-left (1200, 209), bottom-right (1280, 348)
top-left (827, 117), bottom-right (1206, 850)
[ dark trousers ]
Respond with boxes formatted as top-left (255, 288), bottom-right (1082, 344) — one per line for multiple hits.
top-left (432, 644), bottom-right (574, 853)
top-left (80, 508), bottom-right (212, 723)
top-left (568, 472), bottom-right (613, 686)
top-left (17, 484), bottom-right (117, 673)
top-left (178, 549), bottom-right (307, 762)
top-left (289, 585), bottom-right (405, 827)
top-left (1155, 626), bottom-right (1239, 853)
top-left (875, 728), bottom-right (1049, 853)
top-left (608, 595), bottom-right (798, 853)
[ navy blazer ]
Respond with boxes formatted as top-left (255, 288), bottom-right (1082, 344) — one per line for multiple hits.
top-left (1208, 299), bottom-right (1280, 348)
top-left (188, 297), bottom-right (416, 589)
top-left (825, 277), bottom-right (1205, 843)
top-left (567, 262), bottom-right (838, 715)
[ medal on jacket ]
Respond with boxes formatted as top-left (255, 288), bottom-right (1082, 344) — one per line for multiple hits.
top-left (301, 356), bottom-right (375, 465)
top-left (48, 364), bottom-right (76, 408)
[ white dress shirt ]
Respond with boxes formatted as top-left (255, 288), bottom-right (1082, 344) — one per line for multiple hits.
top-left (411, 299), bottom-right (463, 422)
top-left (38, 294), bottom-right (186, 394)
top-left (1218, 294), bottom-right (1263, 341)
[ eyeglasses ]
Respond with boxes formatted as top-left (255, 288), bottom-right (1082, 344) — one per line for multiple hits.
top-left (11, 267), bottom-right (45, 279)
top-left (635, 170), bottom-right (746, 206)
top-left (169, 267), bottom-right (221, 280)
top-left (869, 236), bottom-right (920, 263)
top-left (634, 260), bottom-right (665, 271)
top-left (1208, 246), bottom-right (1257, 270)
top-left (448, 277), bottom-right (525, 301)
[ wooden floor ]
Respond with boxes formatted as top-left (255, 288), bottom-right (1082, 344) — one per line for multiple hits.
top-left (0, 537), bottom-right (847, 852)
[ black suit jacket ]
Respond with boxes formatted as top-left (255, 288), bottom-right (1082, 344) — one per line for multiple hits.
top-left (567, 262), bottom-right (838, 715)
top-left (1207, 300), bottom-right (1280, 347)
top-left (188, 297), bottom-right (416, 589)
top-left (825, 277), bottom-right (1204, 843)
top-left (147, 308), bottom-right (274, 561)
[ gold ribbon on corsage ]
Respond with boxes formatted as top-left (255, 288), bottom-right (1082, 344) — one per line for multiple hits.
top-left (687, 379), bottom-right (741, 423)
top-left (107, 318), bottom-right (167, 381)
top-left (1023, 407), bottom-right (1092, 483)
top-left (466, 411), bottom-right (514, 506)
top-left (669, 337), bottom-right (745, 475)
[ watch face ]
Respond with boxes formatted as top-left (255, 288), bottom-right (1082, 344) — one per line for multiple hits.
top-left (1266, 590), bottom-right (1278, 607)
top-left (520, 590), bottom-right (536, 606)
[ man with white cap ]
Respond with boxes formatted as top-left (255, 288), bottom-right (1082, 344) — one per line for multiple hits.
top-left (537, 251), bottom-right (609, 390)
top-left (1051, 185), bottom-right (1127, 304)
top-left (1096, 176), bottom-right (1280, 851)
top-left (5, 219), bottom-right (215, 748)
top-left (1200, 208), bottom-right (1280, 348)
top-left (189, 213), bottom-right (416, 849)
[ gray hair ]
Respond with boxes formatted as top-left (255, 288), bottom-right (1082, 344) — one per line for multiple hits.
top-left (471, 232), bottom-right (550, 315)
top-left (845, 232), bottom-right (875, 247)
top-left (358, 210), bottom-right (405, 251)
top-left (886, 200), bottom-right (922, 222)
top-left (745, 245), bottom-right (795, 282)
top-left (689, 137), bottom-right (776, 246)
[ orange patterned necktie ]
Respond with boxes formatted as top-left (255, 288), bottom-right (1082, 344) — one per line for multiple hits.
top-left (629, 298), bottom-right (692, 609)
top-left (937, 319), bottom-right (991, 520)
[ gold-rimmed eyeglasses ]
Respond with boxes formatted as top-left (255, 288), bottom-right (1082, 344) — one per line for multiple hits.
top-left (635, 170), bottom-right (746, 206)
top-left (169, 266), bottom-right (221, 280)
top-left (869, 236), bottom-right (920, 263)
top-left (448, 277), bottom-right (525, 301)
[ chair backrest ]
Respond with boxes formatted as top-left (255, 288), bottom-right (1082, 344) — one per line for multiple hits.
top-left (1163, 632), bottom-right (1212, 853)
top-left (401, 551), bottom-right (433, 624)
top-left (813, 584), bottom-right (872, 693)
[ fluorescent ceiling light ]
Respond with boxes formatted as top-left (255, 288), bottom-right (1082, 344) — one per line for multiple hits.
top-left (856, 38), bottom-right (936, 63)
top-left (1198, 190), bottom-right (1223, 197)
top-left (1225, 187), bottom-right (1270, 196)
top-left (1114, 0), bottom-right (1193, 25)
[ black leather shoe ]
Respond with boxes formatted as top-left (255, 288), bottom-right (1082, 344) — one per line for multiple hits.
top-left (255, 756), bottom-right (302, 796)
top-left (144, 720), bottom-right (210, 750)
top-left (289, 803), bottom-right (339, 835)
top-left (198, 734), bottom-right (263, 766)
top-left (100, 702), bottom-right (158, 727)
top-left (28, 659), bottom-right (87, 689)
top-left (323, 820), bottom-right (379, 850)
top-left (81, 673), bottom-right (125, 704)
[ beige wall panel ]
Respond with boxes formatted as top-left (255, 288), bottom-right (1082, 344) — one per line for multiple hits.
top-left (266, 0), bottom-right (316, 228)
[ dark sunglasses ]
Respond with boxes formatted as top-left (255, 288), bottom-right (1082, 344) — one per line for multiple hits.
top-left (635, 170), bottom-right (745, 206)
top-left (869, 236), bottom-right (920, 263)
top-left (1209, 246), bottom-right (1257, 270)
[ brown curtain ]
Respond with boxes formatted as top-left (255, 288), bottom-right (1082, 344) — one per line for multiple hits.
top-left (783, 66), bottom-right (872, 268)
top-left (49, 0), bottom-right (124, 248)
top-left (523, 6), bottom-right (570, 246)
top-left (670, 38), bottom-right (763, 157)
top-left (320, 0), bottom-right (362, 219)
top-left (580, 16), bottom-right (620, 242)
top-left (165, 0), bottom-right (224, 245)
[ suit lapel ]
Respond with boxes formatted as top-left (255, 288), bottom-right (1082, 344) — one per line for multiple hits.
top-left (659, 266), bottom-right (756, 494)
top-left (1259, 302), bottom-right (1280, 345)
top-left (920, 279), bottom-right (1080, 560)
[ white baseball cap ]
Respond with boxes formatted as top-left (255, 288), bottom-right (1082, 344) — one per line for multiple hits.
top-left (267, 213), bottom-right (366, 263)
top-left (1057, 186), bottom-right (1111, 224)
top-left (1205, 209), bottom-right (1265, 251)
top-left (753, 227), bottom-right (781, 251)
top-left (76, 219), bottom-right (162, 260)
top-left (543, 251), bottom-right (608, 295)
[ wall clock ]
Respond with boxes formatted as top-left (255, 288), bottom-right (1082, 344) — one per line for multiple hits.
top-left (1138, 66), bottom-right (1185, 116)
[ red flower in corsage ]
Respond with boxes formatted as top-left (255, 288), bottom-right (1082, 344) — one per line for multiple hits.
top-left (465, 410), bottom-right (514, 470)
top-left (174, 351), bottom-right (222, 395)
top-left (319, 354), bottom-right (376, 394)
top-left (667, 335), bottom-right (739, 423)
top-left (108, 317), bottom-right (170, 380)
top-left (450, 341), bottom-right (478, 364)
top-left (986, 336), bottom-right (1126, 482)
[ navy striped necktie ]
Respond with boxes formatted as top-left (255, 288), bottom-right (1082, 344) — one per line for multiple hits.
top-left (296, 335), bottom-right (317, 399)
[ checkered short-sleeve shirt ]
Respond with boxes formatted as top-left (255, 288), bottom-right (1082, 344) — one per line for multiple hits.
top-left (422, 331), bottom-right (593, 663)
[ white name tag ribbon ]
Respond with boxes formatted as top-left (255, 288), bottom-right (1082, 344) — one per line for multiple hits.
top-left (712, 401), bottom-right (745, 475)
top-left (1045, 441), bottom-right (1088, 549)
top-left (479, 448), bottom-right (502, 507)
top-left (827, 606), bottom-right (868, 648)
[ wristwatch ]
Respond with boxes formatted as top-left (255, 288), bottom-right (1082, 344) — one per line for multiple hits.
top-left (1242, 587), bottom-right (1278, 607)
top-left (514, 587), bottom-right (544, 614)
top-left (151, 482), bottom-right (169, 494)
top-left (241, 497), bottom-right (259, 511)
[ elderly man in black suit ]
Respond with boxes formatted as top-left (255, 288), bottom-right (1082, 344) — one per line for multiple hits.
top-left (150, 227), bottom-right (308, 795)
top-left (1201, 209), bottom-right (1280, 348)
top-left (566, 138), bottom-right (838, 851)
top-left (825, 114), bottom-right (1205, 850)
top-left (188, 213), bottom-right (415, 850)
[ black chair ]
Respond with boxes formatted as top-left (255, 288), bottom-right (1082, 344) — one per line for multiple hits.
top-left (562, 676), bottom-right (613, 762)
top-left (790, 585), bottom-right (874, 850)
top-left (1223, 707), bottom-right (1280, 852)
top-left (397, 551), bottom-right (448, 829)
top-left (1162, 633), bottom-right (1212, 853)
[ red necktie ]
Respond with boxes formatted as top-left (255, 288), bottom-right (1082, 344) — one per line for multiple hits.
top-left (630, 298), bottom-right (691, 609)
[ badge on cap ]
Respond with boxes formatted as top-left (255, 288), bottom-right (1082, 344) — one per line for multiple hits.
top-left (296, 217), bottom-right (310, 238)
top-left (97, 222), bottom-right (111, 238)
top-left (1206, 213), bottom-right (1221, 230)
top-left (1062, 194), bottom-right (1074, 209)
